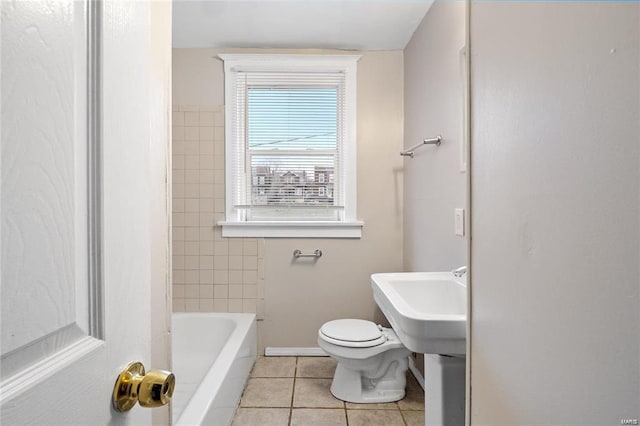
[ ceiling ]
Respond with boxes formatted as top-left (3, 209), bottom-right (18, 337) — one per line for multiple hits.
top-left (173, 1), bottom-right (433, 50)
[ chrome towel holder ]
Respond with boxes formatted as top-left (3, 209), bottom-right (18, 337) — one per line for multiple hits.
top-left (293, 249), bottom-right (323, 259)
top-left (400, 135), bottom-right (442, 158)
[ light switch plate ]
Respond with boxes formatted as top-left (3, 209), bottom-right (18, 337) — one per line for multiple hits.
top-left (454, 208), bottom-right (465, 236)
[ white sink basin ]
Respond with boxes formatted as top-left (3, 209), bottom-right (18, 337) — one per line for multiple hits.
top-left (371, 272), bottom-right (467, 355)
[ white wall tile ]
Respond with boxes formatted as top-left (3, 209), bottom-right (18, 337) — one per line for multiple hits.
top-left (229, 255), bottom-right (243, 271)
top-left (185, 270), bottom-right (199, 284)
top-left (228, 299), bottom-right (243, 313)
top-left (173, 284), bottom-right (185, 298)
top-left (185, 256), bottom-right (199, 270)
top-left (229, 270), bottom-right (243, 284)
top-left (173, 270), bottom-right (185, 284)
top-left (229, 285), bottom-right (243, 298)
top-left (185, 126), bottom-right (199, 141)
top-left (172, 227), bottom-right (185, 241)
top-left (243, 256), bottom-right (258, 270)
top-left (199, 213), bottom-right (215, 227)
top-left (213, 299), bottom-right (228, 313)
top-left (242, 299), bottom-right (257, 314)
top-left (200, 285), bottom-right (214, 298)
top-left (173, 111), bottom-right (185, 126)
top-left (173, 298), bottom-right (186, 312)
top-left (200, 155), bottom-right (215, 170)
top-left (185, 198), bottom-right (199, 212)
top-left (185, 284), bottom-right (199, 298)
top-left (172, 104), bottom-right (265, 318)
top-left (185, 227), bottom-right (199, 241)
top-left (213, 270), bottom-right (229, 284)
top-left (200, 141), bottom-right (214, 156)
top-left (213, 285), bottom-right (228, 299)
top-left (184, 241), bottom-right (199, 255)
top-left (199, 255), bottom-right (214, 269)
top-left (185, 111), bottom-right (199, 126)
top-left (199, 126), bottom-right (214, 140)
top-left (200, 111), bottom-right (214, 126)
top-left (184, 183), bottom-right (199, 198)
top-left (243, 270), bottom-right (258, 284)
top-left (243, 284), bottom-right (257, 299)
top-left (214, 255), bottom-right (229, 270)
top-left (199, 299), bottom-right (214, 312)
top-left (173, 255), bottom-right (185, 270)
top-left (200, 269), bottom-right (214, 284)
top-left (172, 155), bottom-right (185, 170)
top-left (199, 198), bottom-right (214, 212)
top-left (173, 126), bottom-right (185, 141)
top-left (173, 169), bottom-right (185, 184)
top-left (172, 140), bottom-right (185, 155)
top-left (173, 241), bottom-right (185, 255)
top-left (199, 226), bottom-right (214, 241)
top-left (184, 155), bottom-right (200, 170)
top-left (173, 198), bottom-right (185, 213)
top-left (185, 299), bottom-right (199, 312)
top-left (200, 241), bottom-right (214, 255)
top-left (172, 183), bottom-right (185, 198)
top-left (184, 140), bottom-right (200, 156)
top-left (184, 212), bottom-right (199, 227)
top-left (199, 170), bottom-right (215, 183)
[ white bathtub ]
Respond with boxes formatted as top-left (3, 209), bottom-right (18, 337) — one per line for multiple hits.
top-left (172, 313), bottom-right (257, 426)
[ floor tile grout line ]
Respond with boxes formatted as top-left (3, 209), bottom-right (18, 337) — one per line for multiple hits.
top-left (398, 408), bottom-right (409, 426)
top-left (288, 356), bottom-right (297, 426)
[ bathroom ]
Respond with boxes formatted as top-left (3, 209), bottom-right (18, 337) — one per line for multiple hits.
top-left (170, 1), bottom-right (466, 424)
top-left (1, 1), bottom-right (638, 426)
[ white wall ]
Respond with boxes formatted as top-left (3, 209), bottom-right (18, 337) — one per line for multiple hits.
top-left (470, 3), bottom-right (640, 424)
top-left (403, 1), bottom-right (467, 273)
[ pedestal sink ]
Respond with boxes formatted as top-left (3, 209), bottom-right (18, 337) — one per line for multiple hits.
top-left (371, 271), bottom-right (467, 426)
top-left (371, 272), bottom-right (466, 355)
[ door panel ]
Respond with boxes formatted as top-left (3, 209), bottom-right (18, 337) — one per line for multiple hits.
top-left (1, 1), bottom-right (170, 424)
top-left (1, 0), bottom-right (99, 389)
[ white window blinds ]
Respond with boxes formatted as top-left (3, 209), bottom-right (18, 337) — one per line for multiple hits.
top-left (228, 71), bottom-right (347, 221)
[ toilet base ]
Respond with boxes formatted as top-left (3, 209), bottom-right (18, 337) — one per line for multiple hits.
top-left (329, 357), bottom-right (409, 403)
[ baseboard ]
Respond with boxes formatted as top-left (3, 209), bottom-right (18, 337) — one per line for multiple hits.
top-left (409, 356), bottom-right (425, 391)
top-left (264, 347), bottom-right (328, 357)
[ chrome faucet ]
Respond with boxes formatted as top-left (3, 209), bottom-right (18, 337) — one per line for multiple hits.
top-left (452, 266), bottom-right (467, 278)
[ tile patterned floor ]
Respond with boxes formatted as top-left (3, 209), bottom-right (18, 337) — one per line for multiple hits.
top-left (233, 356), bottom-right (425, 426)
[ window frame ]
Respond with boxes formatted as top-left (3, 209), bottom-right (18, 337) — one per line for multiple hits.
top-left (218, 54), bottom-right (363, 238)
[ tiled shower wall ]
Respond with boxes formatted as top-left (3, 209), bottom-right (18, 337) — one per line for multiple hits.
top-left (172, 105), bottom-right (264, 317)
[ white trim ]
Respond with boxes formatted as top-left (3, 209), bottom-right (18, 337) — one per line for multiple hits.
top-left (220, 54), bottom-right (360, 237)
top-left (265, 347), bottom-right (328, 357)
top-left (409, 356), bottom-right (426, 391)
top-left (219, 221), bottom-right (363, 238)
top-left (218, 54), bottom-right (362, 73)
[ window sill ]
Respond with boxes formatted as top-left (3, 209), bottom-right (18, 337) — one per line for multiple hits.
top-left (219, 221), bottom-right (364, 238)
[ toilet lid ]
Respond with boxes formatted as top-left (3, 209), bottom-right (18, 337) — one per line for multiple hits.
top-left (320, 319), bottom-right (386, 348)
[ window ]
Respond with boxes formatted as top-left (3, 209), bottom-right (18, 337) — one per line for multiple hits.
top-left (219, 54), bottom-right (363, 238)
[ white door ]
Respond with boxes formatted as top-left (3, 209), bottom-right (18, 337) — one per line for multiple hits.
top-left (1, 1), bottom-right (172, 424)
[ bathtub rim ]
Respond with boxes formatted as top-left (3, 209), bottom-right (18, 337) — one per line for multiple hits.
top-left (172, 312), bottom-right (257, 426)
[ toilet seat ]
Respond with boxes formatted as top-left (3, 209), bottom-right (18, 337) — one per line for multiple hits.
top-left (319, 319), bottom-right (386, 348)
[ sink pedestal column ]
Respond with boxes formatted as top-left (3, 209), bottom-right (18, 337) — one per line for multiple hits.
top-left (424, 354), bottom-right (465, 426)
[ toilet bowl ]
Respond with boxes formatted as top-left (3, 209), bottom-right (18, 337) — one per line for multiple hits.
top-left (317, 319), bottom-right (411, 404)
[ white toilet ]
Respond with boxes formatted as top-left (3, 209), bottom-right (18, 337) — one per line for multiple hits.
top-left (317, 318), bottom-right (411, 403)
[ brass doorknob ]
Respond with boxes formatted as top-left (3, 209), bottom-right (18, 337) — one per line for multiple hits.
top-left (112, 361), bottom-right (175, 412)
